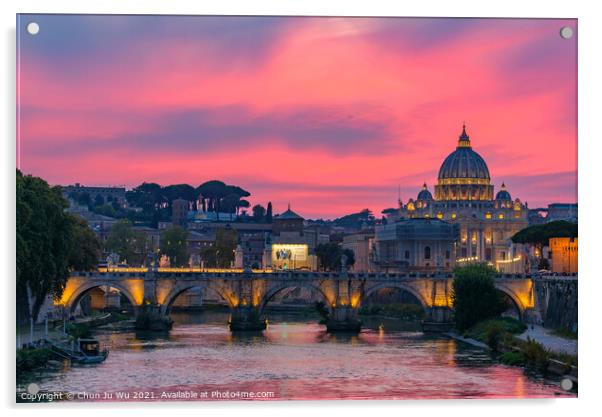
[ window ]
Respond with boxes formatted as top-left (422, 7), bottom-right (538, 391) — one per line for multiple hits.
top-left (461, 247), bottom-right (467, 257)
top-left (445, 250), bottom-right (450, 259)
top-left (485, 248), bottom-right (492, 261)
top-left (404, 250), bottom-right (410, 259)
top-left (424, 246), bottom-right (431, 260)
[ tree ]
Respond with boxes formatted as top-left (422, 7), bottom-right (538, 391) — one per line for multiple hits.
top-left (342, 248), bottom-right (356, 269)
top-left (111, 200), bottom-right (121, 212)
top-left (131, 230), bottom-right (151, 266)
top-left (221, 193), bottom-right (243, 214)
top-left (162, 184), bottom-right (197, 208)
top-left (197, 181), bottom-right (251, 218)
top-left (77, 192), bottom-right (91, 207)
top-left (200, 227), bottom-right (238, 268)
top-left (237, 199), bottom-right (250, 215)
top-left (67, 215), bottom-right (101, 271)
top-left (94, 203), bottom-right (116, 218)
top-left (160, 225), bottom-right (189, 267)
top-left (332, 209), bottom-right (375, 230)
top-left (17, 171), bottom-right (73, 322)
top-left (94, 194), bottom-right (105, 207)
top-left (105, 219), bottom-right (136, 264)
top-left (451, 263), bottom-right (504, 332)
top-left (252, 204), bottom-right (266, 222)
top-left (511, 220), bottom-right (577, 253)
top-left (266, 202), bottom-right (273, 223)
top-left (127, 182), bottom-right (164, 211)
top-left (197, 180), bottom-right (227, 214)
top-left (314, 243), bottom-right (355, 271)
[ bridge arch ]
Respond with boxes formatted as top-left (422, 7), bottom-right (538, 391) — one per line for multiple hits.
top-left (259, 282), bottom-right (333, 315)
top-left (66, 281), bottom-right (139, 315)
top-left (160, 282), bottom-right (235, 316)
top-left (362, 282), bottom-right (430, 313)
top-left (494, 284), bottom-right (525, 320)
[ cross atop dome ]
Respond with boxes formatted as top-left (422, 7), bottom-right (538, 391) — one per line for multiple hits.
top-left (458, 123), bottom-right (471, 148)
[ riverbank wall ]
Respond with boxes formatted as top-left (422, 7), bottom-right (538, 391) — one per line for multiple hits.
top-left (534, 277), bottom-right (577, 331)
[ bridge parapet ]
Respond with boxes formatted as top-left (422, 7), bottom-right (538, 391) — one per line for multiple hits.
top-left (76, 270), bottom-right (465, 281)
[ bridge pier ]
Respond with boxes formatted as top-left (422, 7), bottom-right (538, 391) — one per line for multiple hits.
top-left (326, 306), bottom-right (362, 333)
top-left (421, 306), bottom-right (453, 332)
top-left (229, 306), bottom-right (267, 332)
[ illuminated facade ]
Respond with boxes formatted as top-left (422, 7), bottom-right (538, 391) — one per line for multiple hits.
top-left (270, 244), bottom-right (310, 270)
top-left (549, 237), bottom-right (578, 274)
top-left (387, 125), bottom-right (529, 272)
top-left (262, 205), bottom-right (327, 270)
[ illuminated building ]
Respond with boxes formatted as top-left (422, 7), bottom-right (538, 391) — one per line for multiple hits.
top-left (549, 237), bottom-right (578, 274)
top-left (262, 205), bottom-right (328, 270)
top-left (270, 244), bottom-right (310, 270)
top-left (387, 125), bottom-right (529, 272)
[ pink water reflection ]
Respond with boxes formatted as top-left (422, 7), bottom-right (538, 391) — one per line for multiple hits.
top-left (24, 314), bottom-right (574, 401)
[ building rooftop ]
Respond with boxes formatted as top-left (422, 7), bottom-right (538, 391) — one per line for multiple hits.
top-left (275, 204), bottom-right (304, 220)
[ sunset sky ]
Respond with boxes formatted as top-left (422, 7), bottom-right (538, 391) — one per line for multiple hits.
top-left (17, 15), bottom-right (577, 219)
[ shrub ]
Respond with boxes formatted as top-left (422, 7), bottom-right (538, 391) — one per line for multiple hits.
top-left (500, 351), bottom-right (527, 367)
top-left (465, 317), bottom-right (526, 345)
top-left (452, 264), bottom-right (504, 331)
top-left (66, 323), bottom-right (91, 339)
top-left (484, 321), bottom-right (504, 351)
top-left (17, 347), bottom-right (54, 373)
top-left (521, 337), bottom-right (550, 374)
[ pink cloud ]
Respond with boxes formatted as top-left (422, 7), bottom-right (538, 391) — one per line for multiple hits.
top-left (17, 16), bottom-right (577, 218)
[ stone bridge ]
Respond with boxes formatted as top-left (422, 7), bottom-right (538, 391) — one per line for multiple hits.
top-left (58, 268), bottom-right (539, 332)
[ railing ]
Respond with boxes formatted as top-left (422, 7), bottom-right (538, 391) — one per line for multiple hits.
top-left (73, 268), bottom-right (538, 281)
top-left (96, 267), bottom-right (275, 274)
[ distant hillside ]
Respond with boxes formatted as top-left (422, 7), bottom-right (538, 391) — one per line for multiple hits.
top-left (308, 209), bottom-right (376, 231)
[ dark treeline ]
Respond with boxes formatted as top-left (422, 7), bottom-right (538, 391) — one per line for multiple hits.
top-left (125, 180), bottom-right (251, 214)
top-left (307, 208), bottom-right (377, 231)
top-left (69, 180), bottom-right (379, 230)
top-left (69, 180), bottom-right (274, 228)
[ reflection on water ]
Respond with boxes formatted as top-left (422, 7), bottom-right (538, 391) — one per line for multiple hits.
top-left (18, 311), bottom-right (573, 401)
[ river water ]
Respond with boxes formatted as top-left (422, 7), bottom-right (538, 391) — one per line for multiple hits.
top-left (19, 311), bottom-right (574, 401)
